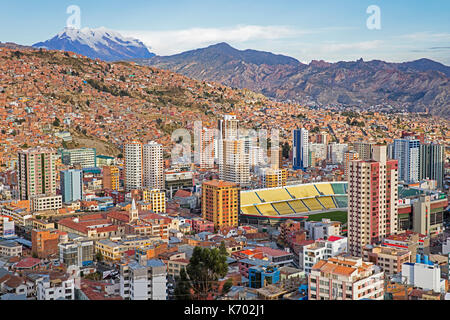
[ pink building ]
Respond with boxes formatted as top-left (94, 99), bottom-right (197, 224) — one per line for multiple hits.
top-left (191, 218), bottom-right (215, 233)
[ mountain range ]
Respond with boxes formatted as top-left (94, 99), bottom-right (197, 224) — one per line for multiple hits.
top-left (33, 27), bottom-right (155, 62)
top-left (138, 43), bottom-right (450, 117)
top-left (27, 30), bottom-right (450, 117)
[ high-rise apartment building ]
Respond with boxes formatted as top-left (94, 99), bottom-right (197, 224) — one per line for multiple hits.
top-left (293, 129), bottom-right (309, 170)
top-left (343, 150), bottom-right (359, 180)
top-left (60, 169), bottom-right (83, 204)
top-left (194, 126), bottom-right (216, 169)
top-left (348, 145), bottom-right (399, 257)
top-left (352, 142), bottom-right (375, 161)
top-left (219, 139), bottom-right (250, 186)
top-left (202, 180), bottom-right (239, 230)
top-left (327, 143), bottom-right (348, 164)
top-left (18, 147), bottom-right (57, 200)
top-left (143, 142), bottom-right (164, 190)
top-left (419, 143), bottom-right (445, 190)
top-left (218, 113), bottom-right (239, 140)
top-left (393, 138), bottom-right (420, 183)
top-left (124, 141), bottom-right (143, 192)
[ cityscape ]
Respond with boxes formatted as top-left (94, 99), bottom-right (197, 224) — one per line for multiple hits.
top-left (0, 0), bottom-right (449, 306)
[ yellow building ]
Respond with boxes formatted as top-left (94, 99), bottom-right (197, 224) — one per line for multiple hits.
top-left (202, 180), bottom-right (239, 229)
top-left (103, 166), bottom-right (120, 191)
top-left (142, 189), bottom-right (166, 214)
top-left (261, 168), bottom-right (287, 188)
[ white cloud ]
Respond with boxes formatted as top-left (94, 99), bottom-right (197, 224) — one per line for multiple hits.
top-left (119, 25), bottom-right (308, 55)
top-left (399, 32), bottom-right (450, 42)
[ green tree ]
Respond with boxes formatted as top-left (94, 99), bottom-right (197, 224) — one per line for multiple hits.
top-left (221, 278), bottom-right (233, 296)
top-left (52, 117), bottom-right (60, 127)
top-left (95, 251), bottom-right (103, 262)
top-left (174, 268), bottom-right (191, 300)
top-left (175, 247), bottom-right (228, 300)
top-left (282, 142), bottom-right (291, 159)
top-left (219, 241), bottom-right (229, 257)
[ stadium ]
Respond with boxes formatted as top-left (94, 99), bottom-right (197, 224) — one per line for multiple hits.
top-left (240, 182), bottom-right (348, 226)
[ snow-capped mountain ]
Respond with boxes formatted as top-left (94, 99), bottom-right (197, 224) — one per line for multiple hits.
top-left (33, 27), bottom-right (155, 62)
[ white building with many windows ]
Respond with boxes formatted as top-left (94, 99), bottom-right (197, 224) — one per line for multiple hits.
top-left (308, 255), bottom-right (384, 300)
top-left (119, 258), bottom-right (167, 300)
top-left (301, 236), bottom-right (348, 273)
top-left (37, 276), bottom-right (75, 300)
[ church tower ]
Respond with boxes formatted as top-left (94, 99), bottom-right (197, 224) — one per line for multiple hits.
top-left (129, 198), bottom-right (139, 223)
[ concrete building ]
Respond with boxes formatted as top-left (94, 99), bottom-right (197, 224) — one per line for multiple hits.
top-left (218, 113), bottom-right (239, 140)
top-left (0, 240), bottom-right (22, 257)
top-left (402, 255), bottom-right (446, 293)
top-left (343, 150), bottom-right (359, 180)
top-left (32, 229), bottom-right (67, 259)
top-left (124, 141), bottom-right (143, 192)
top-left (293, 128), bottom-right (309, 170)
top-left (309, 143), bottom-right (327, 162)
top-left (362, 244), bottom-right (411, 275)
top-left (0, 215), bottom-right (15, 238)
top-left (165, 170), bottom-right (193, 198)
top-left (102, 166), bottom-right (120, 191)
top-left (194, 125), bottom-right (216, 169)
top-left (37, 276), bottom-right (75, 300)
top-left (327, 143), bottom-right (348, 164)
top-left (412, 195), bottom-right (445, 236)
top-left (60, 148), bottom-right (96, 168)
top-left (419, 143), bottom-right (445, 190)
top-left (202, 180), bottom-right (239, 230)
top-left (308, 256), bottom-right (384, 300)
top-left (382, 231), bottom-right (430, 262)
top-left (260, 168), bottom-right (287, 188)
top-left (31, 195), bottom-right (63, 212)
top-left (352, 142), bottom-right (375, 161)
top-left (219, 139), bottom-right (250, 186)
top-left (348, 145), bottom-right (399, 257)
top-left (58, 239), bottom-right (94, 267)
top-left (119, 258), bottom-right (167, 300)
top-left (301, 236), bottom-right (348, 273)
top-left (142, 189), bottom-right (166, 214)
top-left (60, 169), bottom-right (83, 204)
top-left (304, 219), bottom-right (342, 241)
top-left (249, 265), bottom-right (280, 289)
top-left (18, 147), bottom-right (57, 200)
top-left (393, 138), bottom-right (420, 183)
top-left (143, 141), bottom-right (164, 190)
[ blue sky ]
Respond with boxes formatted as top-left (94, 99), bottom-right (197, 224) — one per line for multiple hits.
top-left (1, 0), bottom-right (450, 64)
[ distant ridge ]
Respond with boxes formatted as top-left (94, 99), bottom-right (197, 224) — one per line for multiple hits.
top-left (138, 43), bottom-right (450, 117)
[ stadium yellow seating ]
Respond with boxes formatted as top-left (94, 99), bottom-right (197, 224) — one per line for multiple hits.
top-left (287, 200), bottom-right (309, 213)
top-left (286, 185), bottom-right (319, 198)
top-left (256, 189), bottom-right (292, 203)
top-left (317, 196), bottom-right (337, 209)
top-left (255, 203), bottom-right (279, 216)
top-left (315, 183), bottom-right (335, 195)
top-left (241, 206), bottom-right (262, 216)
top-left (302, 198), bottom-right (323, 211)
top-left (272, 202), bottom-right (295, 215)
top-left (241, 191), bottom-right (262, 206)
